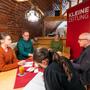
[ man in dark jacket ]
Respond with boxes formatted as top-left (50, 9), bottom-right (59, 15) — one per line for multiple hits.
top-left (72, 33), bottom-right (90, 88)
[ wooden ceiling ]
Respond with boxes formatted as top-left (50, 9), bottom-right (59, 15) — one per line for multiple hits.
top-left (0, 0), bottom-right (86, 41)
top-left (12, 0), bottom-right (59, 16)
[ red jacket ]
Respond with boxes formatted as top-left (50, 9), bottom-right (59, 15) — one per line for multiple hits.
top-left (0, 47), bottom-right (18, 71)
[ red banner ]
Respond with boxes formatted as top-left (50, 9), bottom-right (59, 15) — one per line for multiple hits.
top-left (67, 1), bottom-right (90, 59)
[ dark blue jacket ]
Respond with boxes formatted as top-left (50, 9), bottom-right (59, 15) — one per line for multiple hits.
top-left (44, 60), bottom-right (85, 90)
top-left (72, 45), bottom-right (90, 85)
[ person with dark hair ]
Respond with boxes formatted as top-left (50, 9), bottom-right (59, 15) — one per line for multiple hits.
top-left (0, 33), bottom-right (25, 72)
top-left (33, 48), bottom-right (85, 90)
top-left (17, 31), bottom-right (33, 60)
top-left (50, 34), bottom-right (63, 52)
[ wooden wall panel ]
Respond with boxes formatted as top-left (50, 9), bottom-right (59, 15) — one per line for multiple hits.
top-left (0, 0), bottom-right (66, 41)
top-left (0, 0), bottom-right (34, 41)
top-left (0, 0), bottom-right (44, 41)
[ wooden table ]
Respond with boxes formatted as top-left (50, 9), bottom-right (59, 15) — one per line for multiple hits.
top-left (0, 69), bottom-right (23, 90)
top-left (0, 53), bottom-right (70, 90)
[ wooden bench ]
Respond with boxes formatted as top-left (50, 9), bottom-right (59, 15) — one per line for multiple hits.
top-left (33, 37), bottom-right (70, 58)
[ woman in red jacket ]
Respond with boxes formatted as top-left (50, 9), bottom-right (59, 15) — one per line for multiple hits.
top-left (0, 32), bottom-right (25, 72)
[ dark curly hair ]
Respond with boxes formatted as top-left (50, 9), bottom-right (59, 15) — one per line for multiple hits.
top-left (33, 48), bottom-right (73, 81)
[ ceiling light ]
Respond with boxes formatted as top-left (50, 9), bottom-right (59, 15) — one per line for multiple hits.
top-left (25, 10), bottom-right (41, 22)
top-left (16, 0), bottom-right (44, 22)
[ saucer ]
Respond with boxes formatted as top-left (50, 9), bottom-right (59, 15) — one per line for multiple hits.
top-left (17, 72), bottom-right (26, 76)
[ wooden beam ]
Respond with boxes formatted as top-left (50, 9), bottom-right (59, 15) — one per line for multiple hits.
top-left (60, 0), bottom-right (62, 16)
top-left (0, 0), bottom-right (29, 13)
top-left (44, 16), bottom-right (67, 21)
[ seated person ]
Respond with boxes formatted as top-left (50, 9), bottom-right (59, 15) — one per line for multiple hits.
top-left (0, 33), bottom-right (25, 72)
top-left (33, 47), bottom-right (85, 90)
top-left (17, 31), bottom-right (33, 60)
top-left (50, 34), bottom-right (63, 52)
top-left (72, 32), bottom-right (90, 86)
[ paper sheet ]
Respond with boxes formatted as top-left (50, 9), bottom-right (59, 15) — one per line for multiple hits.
top-left (23, 62), bottom-right (33, 67)
top-left (23, 72), bottom-right (45, 90)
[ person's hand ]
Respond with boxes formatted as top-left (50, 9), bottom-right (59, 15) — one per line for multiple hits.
top-left (18, 60), bottom-right (26, 66)
top-left (28, 53), bottom-right (33, 57)
top-left (57, 51), bottom-right (62, 56)
top-left (70, 59), bottom-right (73, 63)
top-left (48, 48), bottom-right (52, 51)
top-left (28, 56), bottom-right (33, 60)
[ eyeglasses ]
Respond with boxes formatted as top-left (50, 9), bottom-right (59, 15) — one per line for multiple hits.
top-left (23, 35), bottom-right (29, 37)
top-left (78, 39), bottom-right (88, 41)
top-left (78, 39), bottom-right (88, 40)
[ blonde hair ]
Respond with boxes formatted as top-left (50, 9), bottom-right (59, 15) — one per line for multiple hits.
top-left (0, 32), bottom-right (10, 44)
top-left (0, 32), bottom-right (10, 40)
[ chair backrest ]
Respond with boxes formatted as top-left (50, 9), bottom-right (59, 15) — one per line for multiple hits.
top-left (9, 42), bottom-right (17, 49)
